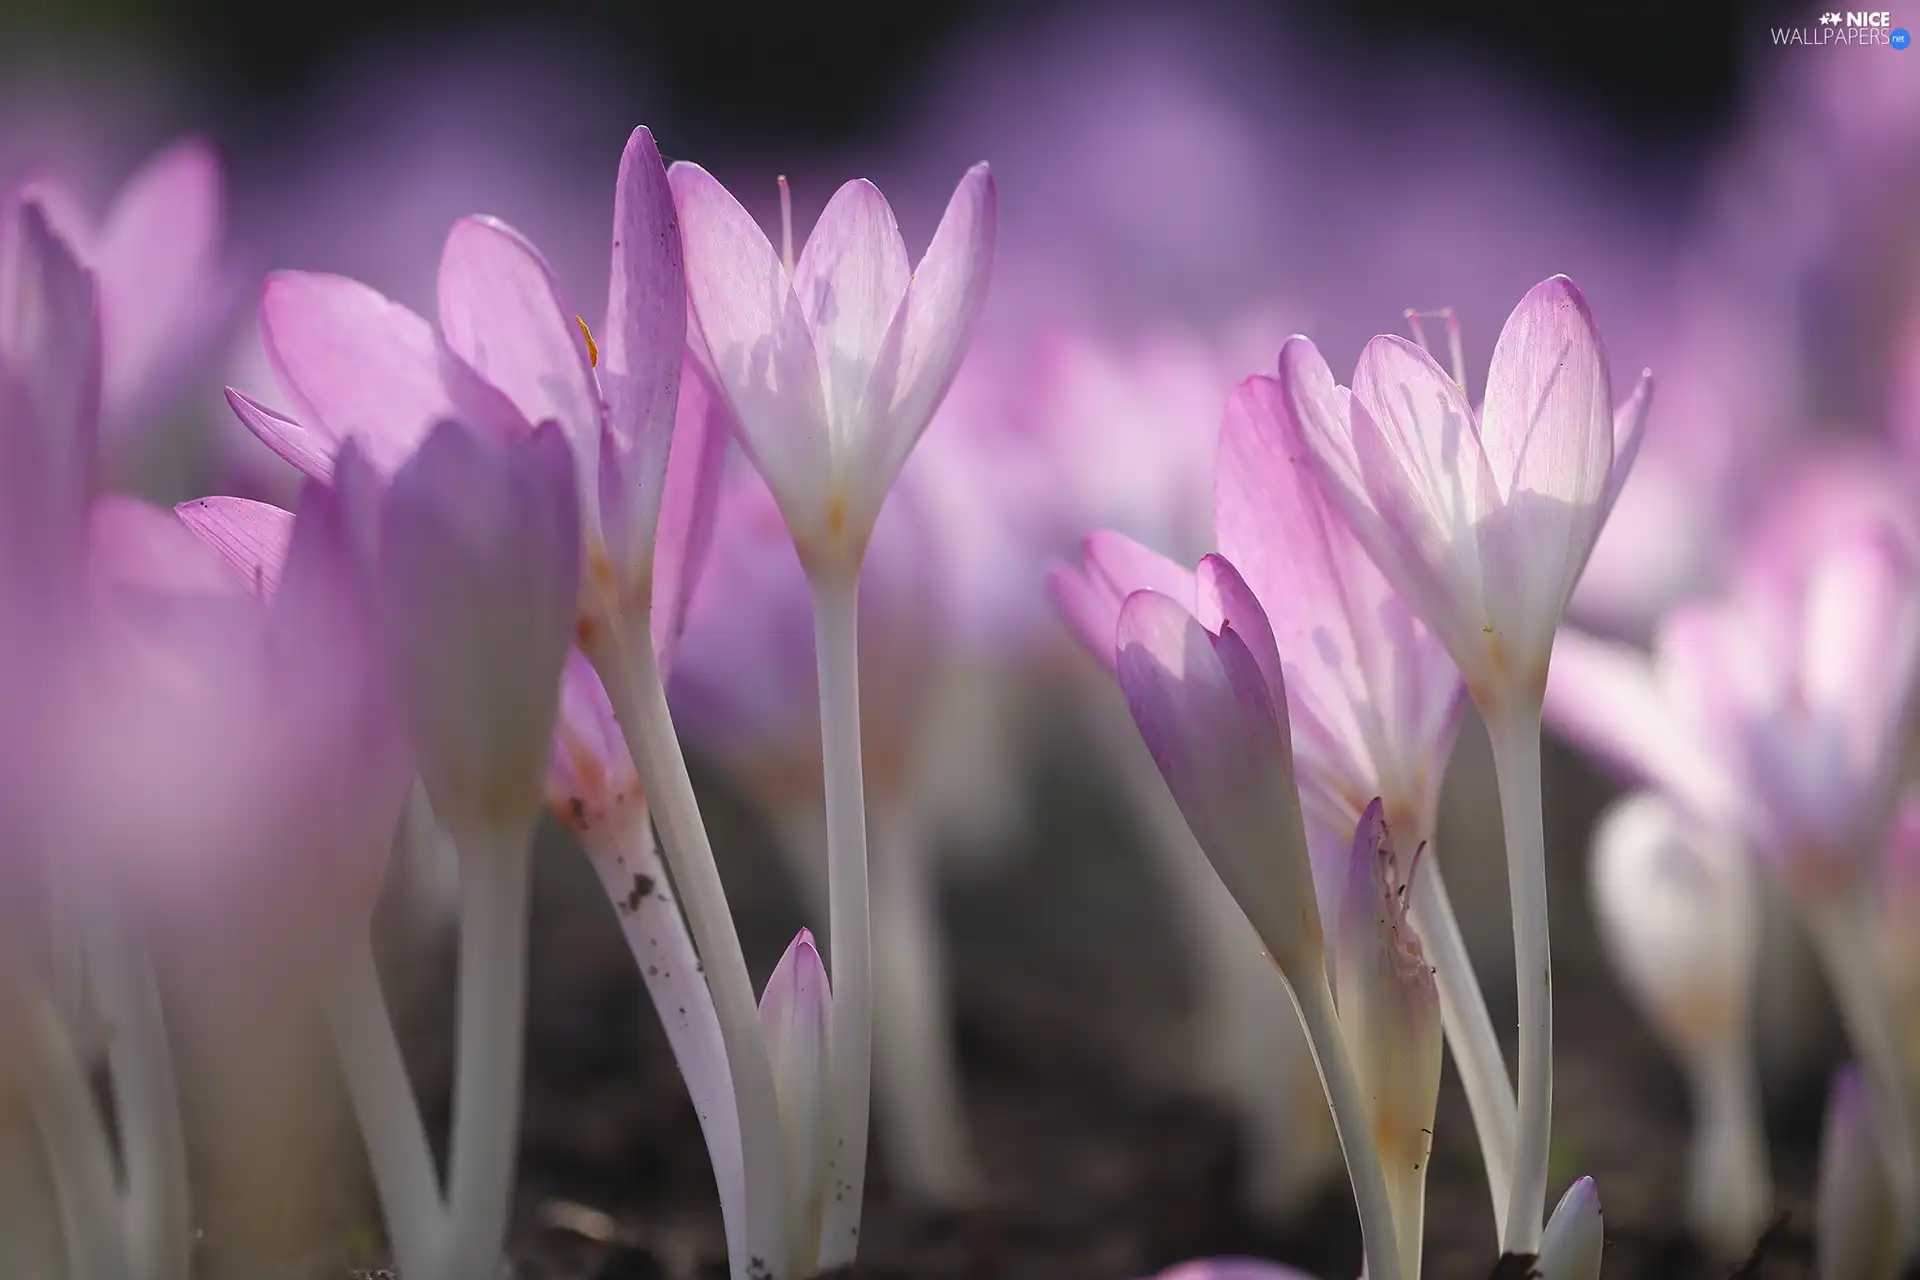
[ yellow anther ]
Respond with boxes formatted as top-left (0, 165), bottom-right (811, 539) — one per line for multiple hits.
top-left (576, 316), bottom-right (599, 368)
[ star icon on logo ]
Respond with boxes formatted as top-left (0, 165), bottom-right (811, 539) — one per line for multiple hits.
top-left (1821, 10), bottom-right (1843, 22)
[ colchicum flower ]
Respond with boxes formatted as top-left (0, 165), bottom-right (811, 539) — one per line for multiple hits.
top-left (669, 159), bottom-right (998, 1270)
top-left (1114, 558), bottom-right (1404, 1280)
top-left (667, 160), bottom-right (995, 570)
top-left (1282, 276), bottom-right (1651, 1252)
top-left (16, 138), bottom-right (239, 444)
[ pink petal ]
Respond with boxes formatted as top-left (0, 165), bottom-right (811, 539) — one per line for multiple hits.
top-left (1799, 527), bottom-right (1920, 786)
top-left (0, 199), bottom-right (99, 587)
top-left (1083, 529), bottom-right (1196, 604)
top-left (1116, 588), bottom-right (1322, 978)
top-left (1543, 627), bottom-right (1737, 827)
top-left (87, 495), bottom-right (239, 598)
top-left (669, 162), bottom-right (828, 517)
top-left (1045, 529), bottom-right (1195, 672)
top-left (1334, 335), bottom-right (1500, 670)
top-left (377, 419), bottom-right (581, 841)
top-left (174, 496), bottom-right (295, 597)
top-left (1193, 552), bottom-right (1287, 716)
top-left (853, 164), bottom-right (997, 514)
top-left (792, 179), bottom-right (910, 435)
top-left (1599, 368), bottom-right (1653, 523)
top-left (437, 215), bottom-right (599, 473)
top-left (91, 138), bottom-right (227, 425)
top-left (600, 126), bottom-right (688, 572)
top-left (1216, 372), bottom-right (1464, 830)
top-left (1476, 276), bottom-right (1615, 659)
top-left (259, 271), bottom-right (448, 474)
top-left (1479, 277), bottom-right (1614, 507)
top-left (1045, 559), bottom-right (1124, 673)
top-left (649, 359), bottom-right (729, 674)
top-left (224, 386), bottom-right (337, 481)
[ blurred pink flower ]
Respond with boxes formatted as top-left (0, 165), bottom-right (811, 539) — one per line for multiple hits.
top-left (1549, 524), bottom-right (1920, 896)
top-left (15, 139), bottom-right (242, 445)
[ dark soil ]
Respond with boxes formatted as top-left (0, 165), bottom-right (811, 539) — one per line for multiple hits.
top-left (412, 730), bottom-right (1838, 1280)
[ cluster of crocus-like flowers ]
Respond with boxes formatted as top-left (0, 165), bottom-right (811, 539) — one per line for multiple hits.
top-left (6, 58), bottom-right (1919, 1278)
top-left (1055, 277), bottom-right (1647, 1279)
top-left (0, 121), bottom-right (995, 1280)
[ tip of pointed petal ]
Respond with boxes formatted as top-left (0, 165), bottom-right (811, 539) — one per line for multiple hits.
top-left (625, 124), bottom-right (660, 152)
top-left (1560, 1175), bottom-right (1601, 1218)
top-left (789, 926), bottom-right (819, 956)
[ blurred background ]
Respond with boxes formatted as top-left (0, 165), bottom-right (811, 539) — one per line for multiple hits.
top-left (3, 0), bottom-right (1911, 1276)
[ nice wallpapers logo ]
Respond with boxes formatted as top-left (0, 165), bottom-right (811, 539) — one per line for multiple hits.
top-left (1774, 9), bottom-right (1912, 45)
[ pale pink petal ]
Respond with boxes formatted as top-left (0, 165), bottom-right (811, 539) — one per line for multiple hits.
top-left (600, 126), bottom-right (688, 572)
top-left (1341, 335), bottom-right (1501, 670)
top-left (377, 420), bottom-right (581, 841)
top-left (1543, 628), bottom-right (1737, 826)
top-left (1193, 553), bottom-right (1287, 716)
top-left (669, 162), bottom-right (828, 518)
top-left (224, 387), bottom-right (336, 481)
top-left (1476, 277), bottom-right (1616, 660)
top-left (0, 199), bottom-right (99, 589)
top-left (87, 495), bottom-right (239, 598)
top-left (1799, 527), bottom-right (1920, 773)
top-left (1083, 529), bottom-right (1196, 605)
top-left (852, 164), bottom-right (996, 517)
top-left (791, 179), bottom-right (910, 439)
top-left (437, 216), bottom-right (600, 476)
top-left (1599, 368), bottom-right (1653, 523)
top-left (1045, 559), bottom-right (1125, 673)
top-left (649, 358), bottom-right (730, 673)
top-left (259, 272), bottom-right (448, 474)
top-left (1479, 277), bottom-right (1615, 508)
top-left (174, 496), bottom-right (295, 597)
top-left (1217, 371), bottom-right (1465, 828)
top-left (1116, 588), bottom-right (1322, 978)
top-left (91, 138), bottom-right (227, 424)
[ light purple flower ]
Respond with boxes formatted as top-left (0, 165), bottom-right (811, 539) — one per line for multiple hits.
top-left (1548, 523), bottom-right (1920, 895)
top-left (1113, 560), bottom-right (1324, 983)
top-left (375, 420), bottom-right (581, 845)
top-left (1283, 276), bottom-right (1650, 709)
top-left (759, 929), bottom-right (832, 1266)
top-left (235, 126), bottom-right (685, 631)
top-left (12, 138), bottom-right (238, 442)
top-left (668, 160), bottom-right (995, 568)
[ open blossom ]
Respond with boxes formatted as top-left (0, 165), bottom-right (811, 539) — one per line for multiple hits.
top-left (232, 126), bottom-right (685, 635)
top-left (1282, 276), bottom-right (1651, 706)
top-left (667, 161), bottom-right (995, 567)
top-left (12, 138), bottom-right (238, 442)
top-left (1547, 523), bottom-right (1920, 894)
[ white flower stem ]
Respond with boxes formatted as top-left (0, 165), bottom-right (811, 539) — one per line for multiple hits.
top-left (1805, 893), bottom-right (1920, 1250)
top-left (0, 965), bottom-right (132, 1280)
top-left (1291, 967), bottom-right (1406, 1280)
top-left (1484, 702), bottom-right (1553, 1256)
top-left (1407, 849), bottom-right (1518, 1243)
top-left (81, 900), bottom-right (189, 1280)
top-left (587, 623), bottom-right (791, 1280)
top-left (869, 801), bottom-right (973, 1206)
top-left (808, 567), bottom-right (874, 1272)
top-left (441, 819), bottom-right (536, 1280)
top-left (1684, 1041), bottom-right (1770, 1258)
top-left (315, 924), bottom-right (445, 1278)
top-left (580, 810), bottom-right (745, 1262)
